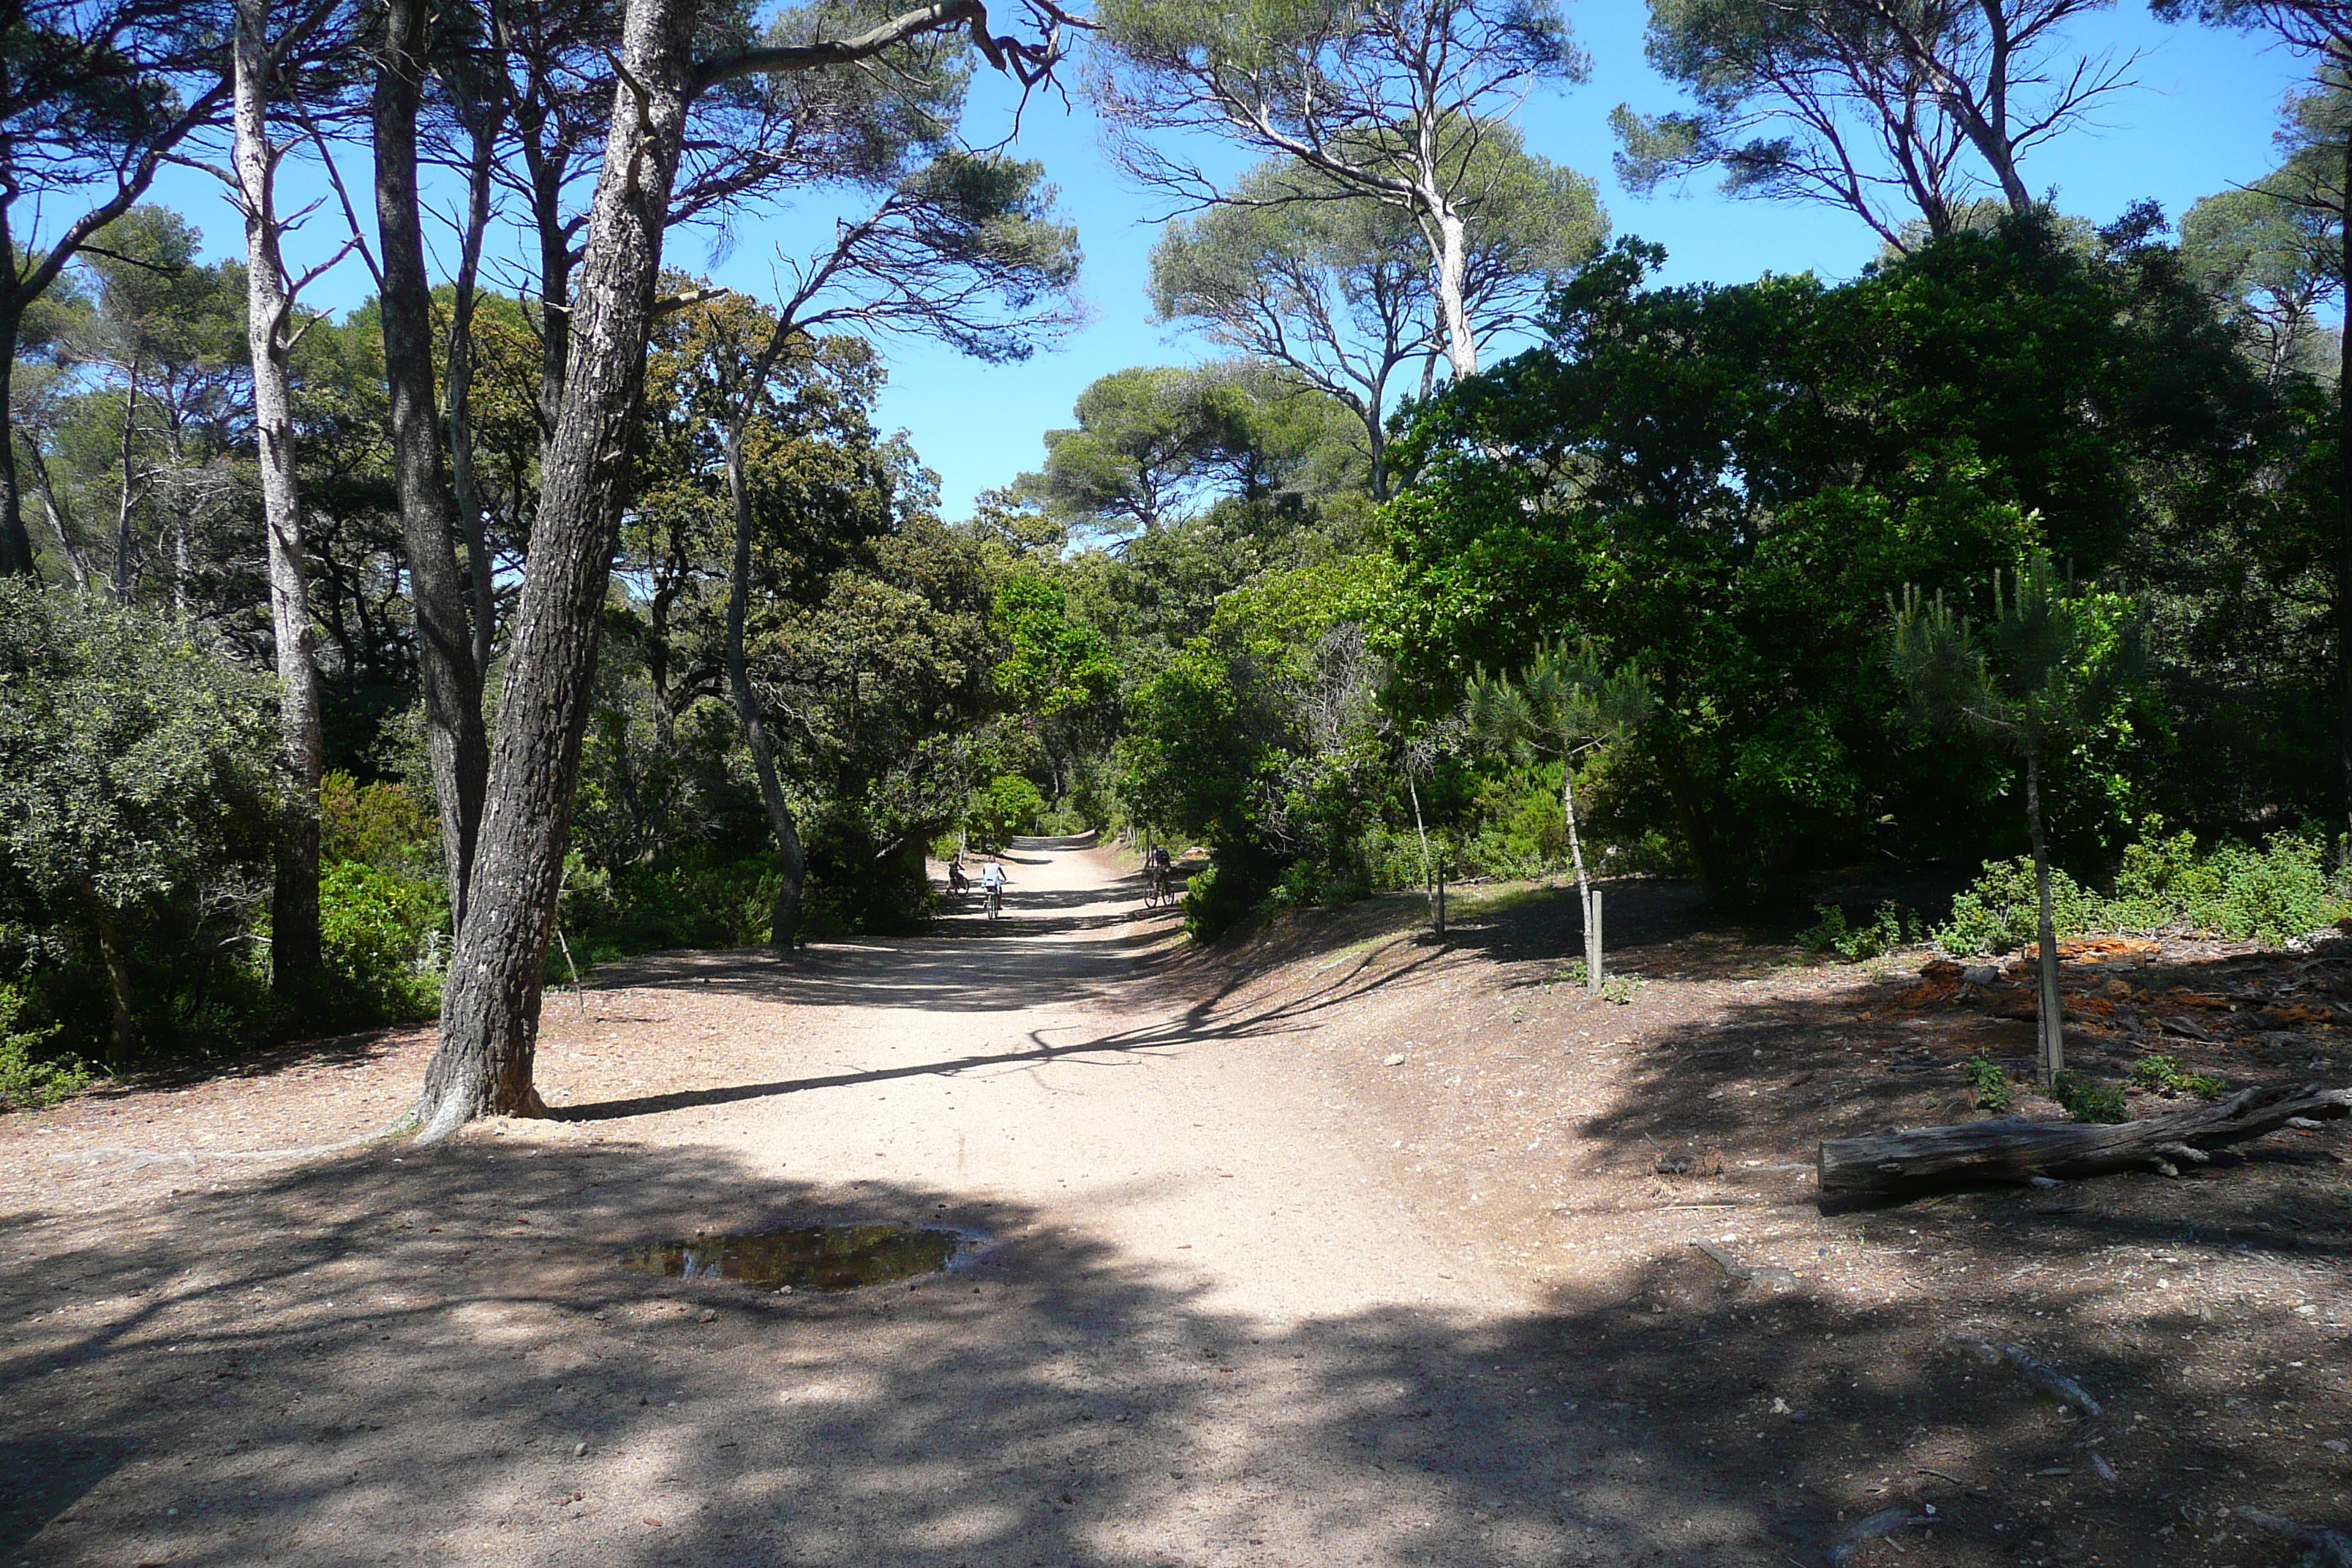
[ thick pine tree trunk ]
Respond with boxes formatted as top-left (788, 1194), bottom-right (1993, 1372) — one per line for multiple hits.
top-left (375, 0), bottom-right (491, 927)
top-left (2337, 127), bottom-right (2352, 853)
top-left (0, 328), bottom-right (36, 578)
top-left (412, 0), bottom-right (698, 1140)
top-left (234, 0), bottom-right (325, 992)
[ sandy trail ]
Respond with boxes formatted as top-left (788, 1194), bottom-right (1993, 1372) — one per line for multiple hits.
top-left (0, 840), bottom-right (1743, 1568)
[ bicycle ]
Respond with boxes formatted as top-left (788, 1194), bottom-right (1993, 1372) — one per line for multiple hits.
top-left (1145, 865), bottom-right (1169, 908)
top-left (986, 881), bottom-right (1003, 919)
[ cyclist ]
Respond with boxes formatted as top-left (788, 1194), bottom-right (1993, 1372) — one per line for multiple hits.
top-left (979, 859), bottom-right (1007, 918)
top-left (1145, 845), bottom-right (1173, 905)
top-left (946, 852), bottom-right (971, 897)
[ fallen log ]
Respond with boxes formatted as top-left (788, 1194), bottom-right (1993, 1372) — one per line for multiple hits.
top-left (1818, 1082), bottom-right (2352, 1195)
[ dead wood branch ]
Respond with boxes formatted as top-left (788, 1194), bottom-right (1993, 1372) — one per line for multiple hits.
top-left (1819, 1082), bottom-right (2352, 1194)
top-left (1948, 1333), bottom-right (2102, 1417)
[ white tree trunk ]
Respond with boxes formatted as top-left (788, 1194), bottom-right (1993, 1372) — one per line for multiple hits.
top-left (233, 0), bottom-right (325, 989)
top-left (1431, 203), bottom-right (1478, 380)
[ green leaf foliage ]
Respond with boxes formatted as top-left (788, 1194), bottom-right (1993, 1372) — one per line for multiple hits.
top-left (1379, 219), bottom-right (2263, 893)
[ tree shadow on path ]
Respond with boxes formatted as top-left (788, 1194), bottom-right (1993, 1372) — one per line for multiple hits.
top-left (9, 1139), bottom-right (1814, 1568)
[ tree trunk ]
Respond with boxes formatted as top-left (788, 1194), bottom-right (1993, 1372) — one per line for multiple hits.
top-left (412, 0), bottom-right (698, 1141)
top-left (2337, 123), bottom-right (2352, 853)
top-left (1558, 747), bottom-right (1597, 992)
top-left (376, 0), bottom-right (491, 928)
top-left (1406, 766), bottom-right (1437, 934)
top-left (94, 911), bottom-right (138, 1063)
top-left (1430, 203), bottom-right (1477, 380)
top-left (1818, 1081), bottom-right (2352, 1194)
top-left (0, 312), bottom-right (34, 578)
top-left (113, 355), bottom-right (140, 603)
top-left (2024, 749), bottom-right (2062, 1084)
top-left (447, 104), bottom-right (502, 679)
top-left (233, 0), bottom-right (324, 992)
top-left (725, 414), bottom-right (807, 949)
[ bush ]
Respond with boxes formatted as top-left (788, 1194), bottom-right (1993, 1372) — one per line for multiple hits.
top-left (1963, 1053), bottom-right (2013, 1112)
top-left (0, 581), bottom-right (280, 1056)
top-left (1182, 854), bottom-right (1282, 941)
top-left (0, 983), bottom-right (93, 1109)
top-left (965, 774), bottom-right (1045, 851)
top-left (2111, 826), bottom-right (2343, 945)
top-left (2130, 1053), bottom-right (2223, 1099)
top-left (320, 772), bottom-right (440, 872)
top-left (1936, 856), bottom-right (2107, 956)
top-left (1800, 900), bottom-right (1918, 960)
top-left (2051, 1069), bottom-right (2128, 1124)
top-left (1942, 825), bottom-right (2351, 957)
top-left (319, 862), bottom-right (450, 1019)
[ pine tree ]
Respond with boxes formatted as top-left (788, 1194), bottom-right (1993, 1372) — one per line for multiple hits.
top-left (1466, 639), bottom-right (1649, 991)
top-left (1888, 555), bottom-right (2141, 1085)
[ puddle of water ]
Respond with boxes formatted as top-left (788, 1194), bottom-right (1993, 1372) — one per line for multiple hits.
top-left (619, 1224), bottom-right (976, 1292)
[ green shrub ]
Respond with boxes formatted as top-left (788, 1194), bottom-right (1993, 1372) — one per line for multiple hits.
top-left (320, 772), bottom-right (440, 871)
top-left (965, 774), bottom-right (1045, 851)
top-left (1801, 901), bottom-right (1918, 960)
top-left (320, 862), bottom-right (450, 1019)
top-left (1936, 856), bottom-right (2106, 956)
top-left (2109, 824), bottom-right (2343, 943)
top-left (2051, 1069), bottom-right (2128, 1124)
top-left (1599, 971), bottom-right (1643, 1005)
top-left (0, 983), bottom-right (94, 1109)
top-left (1964, 1053), bottom-right (2013, 1112)
top-left (2130, 1054), bottom-right (2223, 1099)
top-left (1181, 856), bottom-right (1283, 941)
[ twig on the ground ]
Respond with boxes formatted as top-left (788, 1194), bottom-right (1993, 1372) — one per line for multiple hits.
top-left (1947, 1333), bottom-right (2102, 1417)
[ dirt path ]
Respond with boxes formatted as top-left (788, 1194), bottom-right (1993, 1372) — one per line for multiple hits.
top-left (0, 841), bottom-right (1741, 1568)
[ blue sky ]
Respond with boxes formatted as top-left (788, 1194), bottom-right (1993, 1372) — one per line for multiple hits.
top-left (140, 1), bottom-right (2317, 519)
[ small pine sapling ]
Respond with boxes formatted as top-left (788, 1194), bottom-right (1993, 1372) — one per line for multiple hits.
top-left (1888, 555), bottom-right (2141, 1085)
top-left (1466, 638), bottom-right (1651, 992)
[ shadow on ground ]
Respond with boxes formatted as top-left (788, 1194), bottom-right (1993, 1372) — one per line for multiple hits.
top-left (0, 1141), bottom-right (1852, 1567)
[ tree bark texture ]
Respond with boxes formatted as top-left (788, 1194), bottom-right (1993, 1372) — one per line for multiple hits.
top-left (2024, 750), bottom-right (2062, 1083)
top-left (725, 404), bottom-right (807, 949)
top-left (1819, 1082), bottom-right (2352, 1194)
top-left (0, 326), bottom-right (32, 576)
top-left (375, 0), bottom-right (491, 928)
top-left (412, 0), bottom-right (699, 1140)
top-left (446, 108), bottom-right (502, 680)
top-left (233, 0), bottom-right (325, 990)
top-left (2339, 124), bottom-right (2352, 852)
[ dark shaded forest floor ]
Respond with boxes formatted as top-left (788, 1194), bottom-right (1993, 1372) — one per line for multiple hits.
top-left (1, 854), bottom-right (2346, 1568)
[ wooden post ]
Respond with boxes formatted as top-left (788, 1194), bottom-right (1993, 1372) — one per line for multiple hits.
top-left (1592, 889), bottom-right (1604, 989)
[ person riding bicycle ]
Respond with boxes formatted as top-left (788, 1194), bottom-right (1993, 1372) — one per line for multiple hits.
top-left (1145, 845), bottom-right (1173, 902)
top-left (946, 853), bottom-right (971, 895)
top-left (979, 859), bottom-right (1006, 914)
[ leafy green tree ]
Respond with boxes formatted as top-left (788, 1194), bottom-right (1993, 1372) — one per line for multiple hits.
top-left (26, 206), bottom-right (249, 606)
top-left (1466, 638), bottom-right (1649, 987)
top-left (1614, 0), bottom-right (2128, 249)
top-left (2182, 159), bottom-right (2340, 385)
top-left (1379, 222), bottom-right (2261, 894)
top-left (1888, 557), bottom-right (2141, 1083)
top-left (1148, 135), bottom-right (1603, 496)
top-left (1019, 366), bottom-right (1257, 537)
top-left (2157, 0), bottom-right (2352, 848)
top-left (0, 0), bottom-right (234, 578)
top-left (1094, 0), bottom-right (1594, 379)
top-left (0, 580), bottom-right (280, 1059)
